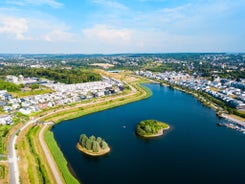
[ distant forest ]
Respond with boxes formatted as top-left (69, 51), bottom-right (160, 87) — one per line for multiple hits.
top-left (0, 66), bottom-right (101, 84)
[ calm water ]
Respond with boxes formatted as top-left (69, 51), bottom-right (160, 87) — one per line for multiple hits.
top-left (52, 84), bottom-right (245, 184)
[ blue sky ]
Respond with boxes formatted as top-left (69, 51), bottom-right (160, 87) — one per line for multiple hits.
top-left (0, 0), bottom-right (244, 53)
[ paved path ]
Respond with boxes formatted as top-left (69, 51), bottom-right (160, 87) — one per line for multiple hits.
top-left (8, 118), bottom-right (36, 184)
top-left (39, 124), bottom-right (63, 184)
top-left (8, 130), bottom-right (19, 184)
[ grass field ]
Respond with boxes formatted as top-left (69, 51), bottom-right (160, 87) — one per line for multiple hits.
top-left (10, 87), bottom-right (54, 98)
top-left (44, 130), bottom-right (79, 184)
top-left (18, 125), bottom-right (55, 184)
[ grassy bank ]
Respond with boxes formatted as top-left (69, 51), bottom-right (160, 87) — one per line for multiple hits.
top-left (44, 130), bottom-right (79, 184)
top-left (42, 81), bottom-right (151, 123)
top-left (164, 82), bottom-right (245, 121)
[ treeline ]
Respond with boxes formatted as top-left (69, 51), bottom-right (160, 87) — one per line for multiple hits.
top-left (0, 80), bottom-right (22, 92)
top-left (0, 66), bottom-right (101, 84)
top-left (79, 134), bottom-right (109, 153)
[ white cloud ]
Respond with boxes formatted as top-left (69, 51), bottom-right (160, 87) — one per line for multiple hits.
top-left (6, 0), bottom-right (63, 8)
top-left (44, 30), bottom-right (74, 42)
top-left (0, 17), bottom-right (30, 40)
top-left (83, 25), bottom-right (131, 44)
top-left (92, 0), bottom-right (128, 10)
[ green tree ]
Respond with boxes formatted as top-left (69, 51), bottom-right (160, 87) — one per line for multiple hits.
top-left (145, 125), bottom-right (152, 133)
top-left (96, 137), bottom-right (102, 144)
top-left (89, 135), bottom-right (96, 142)
top-left (80, 134), bottom-right (88, 147)
top-left (92, 141), bottom-right (100, 152)
top-left (101, 141), bottom-right (108, 150)
top-left (85, 139), bottom-right (92, 150)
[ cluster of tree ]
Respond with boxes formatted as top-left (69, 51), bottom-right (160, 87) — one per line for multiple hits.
top-left (0, 80), bottom-right (22, 92)
top-left (136, 120), bottom-right (168, 136)
top-left (0, 66), bottom-right (101, 84)
top-left (79, 134), bottom-right (109, 153)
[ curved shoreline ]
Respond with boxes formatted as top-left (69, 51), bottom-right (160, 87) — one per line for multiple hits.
top-left (76, 143), bottom-right (110, 156)
top-left (161, 81), bottom-right (245, 121)
top-left (40, 78), bottom-right (152, 183)
top-left (137, 126), bottom-right (170, 138)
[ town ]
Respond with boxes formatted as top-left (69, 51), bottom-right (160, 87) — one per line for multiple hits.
top-left (136, 70), bottom-right (245, 110)
top-left (0, 75), bottom-right (124, 125)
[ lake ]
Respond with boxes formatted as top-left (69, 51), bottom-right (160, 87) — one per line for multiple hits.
top-left (52, 84), bottom-right (245, 184)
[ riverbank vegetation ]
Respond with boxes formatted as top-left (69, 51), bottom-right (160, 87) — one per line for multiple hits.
top-left (44, 130), bottom-right (79, 184)
top-left (77, 134), bottom-right (110, 156)
top-left (136, 120), bottom-right (170, 137)
top-left (167, 82), bottom-right (245, 120)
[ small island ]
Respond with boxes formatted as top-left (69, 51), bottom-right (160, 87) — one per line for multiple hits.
top-left (136, 119), bottom-right (170, 138)
top-left (77, 134), bottom-right (110, 156)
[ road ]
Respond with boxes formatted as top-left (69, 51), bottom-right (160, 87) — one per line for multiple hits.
top-left (8, 118), bottom-right (36, 184)
top-left (8, 129), bottom-right (19, 184)
top-left (39, 124), bottom-right (63, 184)
top-left (8, 81), bottom-right (139, 184)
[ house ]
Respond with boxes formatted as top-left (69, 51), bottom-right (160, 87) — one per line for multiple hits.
top-left (0, 101), bottom-right (7, 107)
top-left (0, 115), bottom-right (13, 125)
top-left (5, 75), bottom-right (19, 83)
top-left (19, 107), bottom-right (32, 115)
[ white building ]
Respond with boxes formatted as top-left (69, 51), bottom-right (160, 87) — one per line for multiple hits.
top-left (0, 115), bottom-right (13, 125)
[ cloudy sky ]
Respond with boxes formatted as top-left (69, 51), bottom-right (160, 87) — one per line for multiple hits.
top-left (0, 0), bottom-right (244, 53)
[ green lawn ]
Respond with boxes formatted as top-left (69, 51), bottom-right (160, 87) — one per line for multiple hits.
top-left (10, 87), bottom-right (54, 98)
top-left (44, 130), bottom-right (79, 184)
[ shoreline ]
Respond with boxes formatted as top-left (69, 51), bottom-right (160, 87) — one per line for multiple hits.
top-left (8, 72), bottom-right (152, 184)
top-left (159, 80), bottom-right (245, 123)
top-left (76, 143), bottom-right (110, 156)
top-left (221, 114), bottom-right (245, 126)
top-left (40, 78), bottom-right (152, 183)
top-left (137, 126), bottom-right (170, 138)
top-left (41, 80), bottom-right (152, 124)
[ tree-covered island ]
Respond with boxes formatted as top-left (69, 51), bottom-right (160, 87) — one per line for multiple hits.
top-left (136, 120), bottom-right (170, 137)
top-left (77, 134), bottom-right (110, 156)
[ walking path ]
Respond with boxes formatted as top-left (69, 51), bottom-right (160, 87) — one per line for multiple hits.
top-left (39, 124), bottom-right (63, 184)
